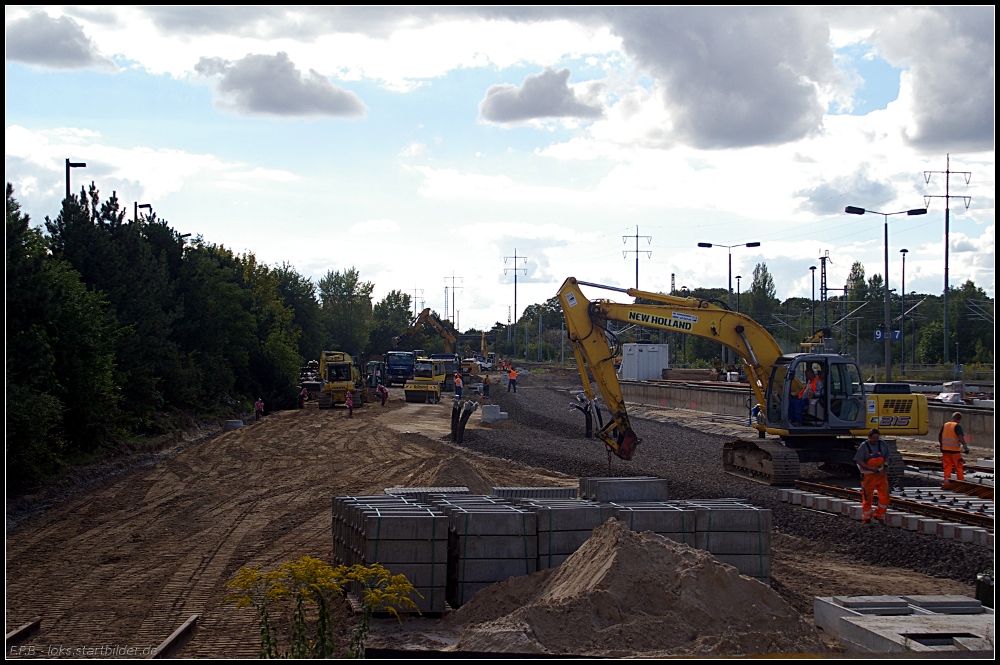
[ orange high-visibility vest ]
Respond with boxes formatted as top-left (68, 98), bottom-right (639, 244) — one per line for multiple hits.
top-left (940, 421), bottom-right (962, 452)
top-left (509, 369), bottom-right (516, 380)
top-left (798, 376), bottom-right (819, 399)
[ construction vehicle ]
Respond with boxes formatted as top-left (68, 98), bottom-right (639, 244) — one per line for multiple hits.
top-left (365, 360), bottom-right (386, 390)
top-left (460, 357), bottom-right (480, 375)
top-left (799, 328), bottom-right (836, 353)
top-left (395, 308), bottom-right (458, 355)
top-left (556, 277), bottom-right (928, 486)
top-left (405, 357), bottom-right (447, 403)
top-left (384, 351), bottom-right (416, 386)
top-left (317, 351), bottom-right (368, 409)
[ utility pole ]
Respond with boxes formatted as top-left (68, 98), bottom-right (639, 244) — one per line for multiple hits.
top-left (670, 273), bottom-right (675, 294)
top-left (412, 287), bottom-right (424, 319)
top-left (444, 272), bottom-right (463, 325)
top-left (923, 154), bottom-right (972, 363)
top-left (622, 226), bottom-right (652, 290)
top-left (444, 286), bottom-right (449, 319)
top-left (537, 312), bottom-right (542, 361)
top-left (504, 249), bottom-right (528, 356)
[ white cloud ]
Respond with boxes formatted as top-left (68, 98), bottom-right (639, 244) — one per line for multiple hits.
top-left (479, 67), bottom-right (604, 123)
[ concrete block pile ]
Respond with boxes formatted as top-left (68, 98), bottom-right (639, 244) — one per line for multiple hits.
top-left (332, 477), bottom-right (774, 610)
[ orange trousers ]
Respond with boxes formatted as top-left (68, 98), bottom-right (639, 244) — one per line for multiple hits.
top-left (942, 452), bottom-right (965, 481)
top-left (860, 472), bottom-right (890, 522)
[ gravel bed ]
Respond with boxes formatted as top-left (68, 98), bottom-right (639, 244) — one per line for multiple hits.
top-left (461, 372), bottom-right (991, 586)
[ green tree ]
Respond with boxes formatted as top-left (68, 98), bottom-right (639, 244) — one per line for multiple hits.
top-left (368, 290), bottom-right (412, 358)
top-left (318, 268), bottom-right (374, 358)
top-left (274, 263), bottom-right (323, 362)
top-left (7, 184), bottom-right (121, 489)
top-left (745, 262), bottom-right (777, 324)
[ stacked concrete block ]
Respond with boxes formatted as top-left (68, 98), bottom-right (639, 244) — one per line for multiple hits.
top-left (491, 486), bottom-right (579, 500)
top-left (332, 495), bottom-right (449, 612)
top-left (480, 404), bottom-right (508, 423)
top-left (674, 500), bottom-right (772, 582)
top-left (427, 496), bottom-right (538, 608)
top-left (384, 486), bottom-right (470, 504)
top-left (579, 476), bottom-right (669, 502)
top-left (519, 499), bottom-right (610, 570)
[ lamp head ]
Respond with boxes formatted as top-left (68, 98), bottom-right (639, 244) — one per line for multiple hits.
top-left (845, 206), bottom-right (865, 215)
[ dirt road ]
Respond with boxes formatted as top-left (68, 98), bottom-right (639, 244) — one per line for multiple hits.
top-left (5, 370), bottom-right (985, 657)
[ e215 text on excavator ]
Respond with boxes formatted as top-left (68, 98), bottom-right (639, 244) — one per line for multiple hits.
top-left (557, 277), bottom-right (928, 486)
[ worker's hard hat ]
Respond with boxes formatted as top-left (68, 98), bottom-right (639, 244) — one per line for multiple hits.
top-left (952, 412), bottom-right (962, 420)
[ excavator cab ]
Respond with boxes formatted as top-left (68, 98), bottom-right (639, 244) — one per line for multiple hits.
top-left (764, 354), bottom-right (865, 433)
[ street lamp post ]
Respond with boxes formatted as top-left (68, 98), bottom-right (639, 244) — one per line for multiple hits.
top-left (697, 241), bottom-right (760, 367)
top-left (845, 206), bottom-right (927, 382)
top-left (810, 266), bottom-right (817, 335)
top-left (65, 158), bottom-right (86, 201)
top-left (735, 275), bottom-right (742, 314)
top-left (135, 202), bottom-right (152, 222)
top-left (900, 248), bottom-right (908, 373)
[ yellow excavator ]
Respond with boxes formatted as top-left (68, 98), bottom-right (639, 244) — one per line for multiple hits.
top-left (557, 277), bottom-right (928, 485)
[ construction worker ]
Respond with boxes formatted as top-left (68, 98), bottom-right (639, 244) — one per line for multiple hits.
top-left (299, 386), bottom-right (309, 409)
top-left (377, 382), bottom-right (388, 406)
top-left (483, 373), bottom-right (491, 399)
top-left (254, 397), bottom-right (264, 421)
top-left (508, 366), bottom-right (517, 393)
top-left (345, 390), bottom-right (354, 418)
top-left (854, 428), bottom-right (890, 525)
top-left (938, 412), bottom-right (970, 483)
top-left (789, 367), bottom-right (821, 424)
top-left (454, 373), bottom-right (463, 399)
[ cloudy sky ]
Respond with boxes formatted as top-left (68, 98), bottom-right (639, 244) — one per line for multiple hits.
top-left (5, 6), bottom-right (994, 330)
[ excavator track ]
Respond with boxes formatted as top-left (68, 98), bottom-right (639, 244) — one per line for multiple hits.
top-left (723, 438), bottom-right (801, 486)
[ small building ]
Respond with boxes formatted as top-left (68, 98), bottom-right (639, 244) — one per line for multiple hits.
top-left (618, 343), bottom-right (669, 381)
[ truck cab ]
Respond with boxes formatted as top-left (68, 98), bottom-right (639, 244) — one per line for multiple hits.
top-left (384, 351), bottom-right (416, 387)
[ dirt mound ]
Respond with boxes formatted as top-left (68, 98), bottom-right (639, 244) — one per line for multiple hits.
top-left (445, 519), bottom-right (829, 657)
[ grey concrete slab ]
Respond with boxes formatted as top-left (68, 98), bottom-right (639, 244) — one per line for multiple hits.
top-left (449, 510), bottom-right (537, 536)
top-left (901, 595), bottom-right (987, 614)
top-left (380, 562), bottom-right (448, 588)
top-left (712, 554), bottom-right (771, 579)
top-left (696, 531), bottom-right (771, 555)
top-left (491, 487), bottom-right (578, 499)
top-left (452, 557), bottom-right (537, 582)
top-left (359, 538), bottom-right (448, 564)
top-left (537, 529), bottom-right (594, 555)
top-left (531, 504), bottom-right (605, 531)
top-left (403, 586), bottom-right (448, 613)
top-left (580, 477), bottom-right (669, 502)
top-left (693, 507), bottom-right (772, 532)
top-left (614, 507), bottom-right (696, 534)
top-left (453, 534), bottom-right (538, 559)
top-left (833, 596), bottom-right (909, 609)
top-left (839, 614), bottom-right (995, 653)
top-left (361, 514), bottom-right (450, 540)
top-left (654, 532), bottom-right (697, 548)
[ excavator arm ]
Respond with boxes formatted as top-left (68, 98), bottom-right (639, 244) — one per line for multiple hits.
top-left (395, 308), bottom-right (457, 354)
top-left (557, 277), bottom-right (786, 459)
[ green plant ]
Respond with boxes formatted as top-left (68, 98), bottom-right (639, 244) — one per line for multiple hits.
top-left (226, 557), bottom-right (418, 659)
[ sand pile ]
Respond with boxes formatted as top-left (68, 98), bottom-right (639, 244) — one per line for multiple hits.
top-left (444, 519), bottom-right (829, 657)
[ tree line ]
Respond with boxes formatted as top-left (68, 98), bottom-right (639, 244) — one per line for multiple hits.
top-left (5, 184), bottom-right (429, 490)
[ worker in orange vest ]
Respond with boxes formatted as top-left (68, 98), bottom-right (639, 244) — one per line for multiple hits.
top-left (938, 412), bottom-right (970, 484)
top-left (789, 367), bottom-right (821, 424)
top-left (507, 367), bottom-right (517, 393)
top-left (854, 428), bottom-right (890, 525)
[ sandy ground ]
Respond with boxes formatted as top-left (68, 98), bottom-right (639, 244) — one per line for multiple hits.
top-left (4, 374), bottom-right (984, 658)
